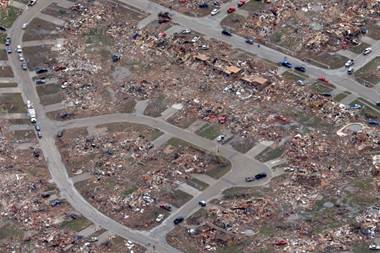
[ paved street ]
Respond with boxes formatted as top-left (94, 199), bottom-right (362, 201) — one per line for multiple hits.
top-left (3, 0), bottom-right (380, 252)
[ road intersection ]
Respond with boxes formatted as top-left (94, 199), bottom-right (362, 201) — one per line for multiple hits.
top-left (4, 0), bottom-right (380, 252)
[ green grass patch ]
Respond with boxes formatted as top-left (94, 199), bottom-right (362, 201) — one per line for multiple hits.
top-left (256, 146), bottom-right (285, 162)
top-left (309, 52), bottom-right (348, 69)
top-left (311, 82), bottom-right (334, 94)
top-left (61, 217), bottom-right (92, 232)
top-left (367, 23), bottom-right (380, 40)
top-left (0, 93), bottom-right (25, 113)
top-left (36, 83), bottom-right (61, 96)
top-left (355, 57), bottom-right (380, 86)
top-left (241, 0), bottom-right (265, 11)
top-left (281, 71), bottom-right (307, 82)
top-left (170, 189), bottom-right (193, 208)
top-left (187, 177), bottom-right (209, 191)
top-left (334, 91), bottom-right (350, 102)
top-left (350, 98), bottom-right (380, 120)
top-left (84, 25), bottom-right (112, 45)
top-left (144, 95), bottom-right (170, 117)
top-left (0, 82), bottom-right (17, 88)
top-left (259, 224), bottom-right (275, 237)
top-left (0, 6), bottom-right (22, 28)
top-left (349, 42), bottom-right (370, 54)
top-left (205, 161), bottom-right (231, 179)
top-left (195, 123), bottom-right (221, 140)
top-left (39, 92), bottom-right (64, 106)
top-left (0, 222), bottom-right (23, 241)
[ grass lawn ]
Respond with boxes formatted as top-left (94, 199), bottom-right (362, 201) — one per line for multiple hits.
top-left (349, 42), bottom-right (370, 54)
top-left (355, 57), bottom-right (380, 86)
top-left (0, 93), bottom-right (25, 113)
top-left (195, 123), bottom-right (221, 140)
top-left (170, 190), bottom-right (193, 208)
top-left (0, 6), bottom-right (22, 28)
top-left (311, 82), bottom-right (334, 93)
top-left (255, 146), bottom-right (285, 162)
top-left (367, 23), bottom-right (380, 40)
top-left (281, 71), bottom-right (307, 82)
top-left (187, 177), bottom-right (209, 191)
top-left (0, 82), bottom-right (17, 88)
top-left (350, 98), bottom-right (380, 120)
top-left (61, 217), bottom-right (92, 232)
top-left (334, 91), bottom-right (351, 102)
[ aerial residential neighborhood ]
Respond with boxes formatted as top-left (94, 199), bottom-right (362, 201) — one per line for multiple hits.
top-left (0, 0), bottom-right (380, 252)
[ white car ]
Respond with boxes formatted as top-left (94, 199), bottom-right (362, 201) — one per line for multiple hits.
top-left (22, 23), bottom-right (27, 29)
top-left (19, 55), bottom-right (24, 61)
top-left (211, 8), bottom-right (220, 16)
top-left (344, 59), bottom-right (354, 68)
top-left (200, 44), bottom-right (209, 50)
top-left (182, 28), bottom-right (191, 34)
top-left (16, 45), bottom-right (22, 54)
top-left (191, 36), bottom-right (200, 43)
top-left (362, 47), bottom-right (372, 55)
top-left (155, 214), bottom-right (164, 222)
top-left (28, 0), bottom-right (37, 6)
top-left (347, 67), bottom-right (354, 75)
top-left (216, 134), bottom-right (225, 142)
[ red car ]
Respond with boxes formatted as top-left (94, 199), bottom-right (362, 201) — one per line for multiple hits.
top-left (237, 0), bottom-right (246, 7)
top-left (227, 7), bottom-right (236, 13)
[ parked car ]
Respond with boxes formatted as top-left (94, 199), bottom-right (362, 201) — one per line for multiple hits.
top-left (345, 59), bottom-right (354, 67)
top-left (210, 8), bottom-right (220, 16)
top-left (255, 173), bottom-right (267, 180)
top-left (35, 124), bottom-right (41, 131)
top-left (173, 217), bottom-right (184, 225)
top-left (6, 46), bottom-right (12, 54)
top-left (28, 0), bottom-right (37, 6)
top-left (35, 79), bottom-right (46, 85)
top-left (37, 131), bottom-right (42, 139)
top-left (221, 29), bottom-right (232, 36)
top-left (237, 0), bottom-right (246, 7)
top-left (155, 214), bottom-right (164, 222)
top-left (16, 45), bottom-right (22, 54)
top-left (57, 129), bottom-right (64, 138)
top-left (22, 23), bottom-right (28, 29)
top-left (347, 67), bottom-right (354, 75)
top-left (279, 60), bottom-right (292, 68)
top-left (227, 7), bottom-right (236, 13)
top-left (245, 38), bottom-right (254, 45)
top-left (350, 103), bottom-right (362, 110)
top-left (199, 200), bottom-right (207, 207)
top-left (245, 177), bottom-right (255, 182)
top-left (368, 119), bottom-right (379, 126)
top-left (296, 80), bottom-right (305, 86)
top-left (320, 92), bottom-right (332, 97)
top-left (376, 102), bottom-right (380, 107)
top-left (159, 203), bottom-right (172, 211)
top-left (294, 66), bottom-right (306, 72)
top-left (35, 67), bottom-right (48, 74)
top-left (5, 36), bottom-right (10, 46)
top-left (362, 47), bottom-right (372, 55)
top-left (200, 44), bottom-right (209, 50)
top-left (198, 3), bottom-right (208, 8)
top-left (21, 61), bottom-right (28, 70)
top-left (49, 199), bottom-right (62, 207)
top-left (182, 28), bottom-right (191, 34)
top-left (191, 36), bottom-right (200, 43)
top-left (216, 134), bottom-right (225, 142)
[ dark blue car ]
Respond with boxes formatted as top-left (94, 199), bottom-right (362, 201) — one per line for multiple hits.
top-left (295, 66), bottom-right (306, 72)
top-left (279, 60), bottom-right (292, 68)
top-left (368, 119), bottom-right (379, 126)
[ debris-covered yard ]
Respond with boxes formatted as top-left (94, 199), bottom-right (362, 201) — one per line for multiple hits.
top-left (57, 122), bottom-right (230, 229)
top-left (168, 124), bottom-right (380, 252)
top-left (222, 0), bottom-right (379, 68)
